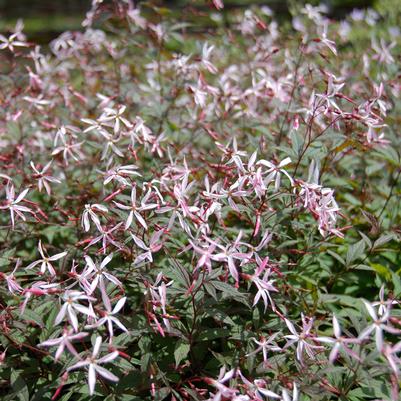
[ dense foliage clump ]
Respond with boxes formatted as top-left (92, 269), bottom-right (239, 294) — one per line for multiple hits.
top-left (0, 1), bottom-right (400, 400)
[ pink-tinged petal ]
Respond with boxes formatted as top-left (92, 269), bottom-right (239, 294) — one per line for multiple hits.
top-left (131, 234), bottom-right (147, 250)
top-left (15, 205), bottom-right (32, 213)
top-left (70, 332), bottom-right (89, 341)
top-left (333, 315), bottom-right (341, 338)
top-left (329, 342), bottom-right (341, 363)
top-left (285, 319), bottom-right (298, 336)
top-left (93, 204), bottom-right (108, 212)
top-left (107, 319), bottom-right (114, 338)
top-left (257, 388), bottom-right (280, 398)
top-left (89, 275), bottom-right (100, 294)
top-left (134, 252), bottom-right (151, 265)
top-left (55, 303), bottom-right (68, 325)
top-left (97, 351), bottom-right (119, 364)
top-left (112, 297), bottom-right (126, 314)
top-left (92, 336), bottom-right (102, 358)
top-left (74, 304), bottom-right (95, 318)
top-left (379, 285), bottom-right (385, 302)
top-left (67, 360), bottom-right (90, 371)
top-left (383, 325), bottom-right (401, 335)
top-left (94, 365), bottom-right (119, 382)
top-left (124, 211), bottom-right (134, 230)
top-left (49, 251), bottom-right (67, 261)
top-left (84, 256), bottom-right (97, 273)
top-left (111, 317), bottom-right (128, 333)
top-left (130, 186), bottom-right (137, 204)
top-left (47, 262), bottom-right (57, 276)
top-left (104, 272), bottom-right (122, 287)
top-left (68, 306), bottom-right (79, 332)
top-left (386, 354), bottom-right (399, 376)
top-left (363, 300), bottom-right (378, 320)
top-left (15, 188), bottom-right (29, 203)
top-left (342, 344), bottom-right (361, 361)
top-left (293, 383), bottom-right (299, 401)
top-left (140, 203), bottom-right (157, 211)
top-left (39, 337), bottom-right (63, 347)
top-left (375, 327), bottom-right (384, 351)
top-left (40, 261), bottom-right (47, 274)
top-left (101, 254), bottom-right (113, 269)
top-left (227, 257), bottom-right (239, 282)
top-left (282, 389), bottom-right (291, 401)
top-left (316, 336), bottom-right (335, 344)
top-left (88, 364), bottom-right (96, 395)
top-left (358, 325), bottom-right (375, 341)
top-left (113, 201), bottom-right (130, 210)
top-left (38, 240), bottom-right (45, 258)
top-left (55, 343), bottom-right (65, 360)
top-left (83, 213), bottom-right (90, 232)
top-left (278, 157), bottom-right (292, 168)
top-left (102, 292), bottom-right (112, 312)
top-left (42, 160), bottom-right (53, 173)
top-left (257, 160), bottom-right (275, 169)
top-left (248, 151), bottom-right (257, 169)
top-left (25, 260), bottom-right (41, 270)
top-left (134, 211), bottom-right (148, 230)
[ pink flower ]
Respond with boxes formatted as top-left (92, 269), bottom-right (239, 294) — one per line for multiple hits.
top-left (83, 254), bottom-right (122, 299)
top-left (30, 160), bottom-right (61, 195)
top-left (0, 259), bottom-right (23, 294)
top-left (316, 315), bottom-right (360, 362)
top-left (0, 184), bottom-right (32, 228)
top-left (81, 204), bottom-right (108, 232)
top-left (113, 186), bottom-right (157, 230)
top-left (67, 336), bottom-right (119, 395)
top-left (359, 300), bottom-right (401, 352)
top-left (39, 328), bottom-right (88, 360)
top-left (258, 157), bottom-right (294, 191)
top-left (284, 314), bottom-right (323, 365)
top-left (85, 296), bottom-right (127, 338)
top-left (246, 332), bottom-right (281, 364)
top-left (55, 290), bottom-right (96, 332)
top-left (25, 240), bottom-right (67, 276)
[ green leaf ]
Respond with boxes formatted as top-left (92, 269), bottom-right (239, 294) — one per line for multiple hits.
top-left (20, 308), bottom-right (44, 328)
top-left (10, 371), bottom-right (29, 401)
top-left (174, 340), bottom-right (190, 367)
top-left (211, 281), bottom-right (248, 305)
top-left (374, 233), bottom-right (396, 248)
top-left (197, 328), bottom-right (230, 341)
top-left (346, 240), bottom-right (365, 265)
top-left (370, 263), bottom-right (392, 280)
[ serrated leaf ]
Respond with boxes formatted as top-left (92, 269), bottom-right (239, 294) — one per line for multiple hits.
top-left (346, 240), bottom-right (365, 265)
top-left (20, 308), bottom-right (44, 327)
top-left (197, 328), bottom-right (230, 342)
top-left (374, 233), bottom-right (396, 248)
top-left (174, 340), bottom-right (190, 367)
top-left (10, 371), bottom-right (29, 401)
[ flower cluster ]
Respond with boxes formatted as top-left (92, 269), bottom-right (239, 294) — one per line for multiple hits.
top-left (0, 1), bottom-right (400, 400)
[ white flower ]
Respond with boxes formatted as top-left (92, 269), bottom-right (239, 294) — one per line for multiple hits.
top-left (113, 186), bottom-right (157, 230)
top-left (359, 300), bottom-right (401, 352)
top-left (258, 157), bottom-right (294, 191)
top-left (30, 160), bottom-right (61, 195)
top-left (55, 290), bottom-right (96, 332)
top-left (81, 204), bottom-right (108, 232)
top-left (0, 183), bottom-right (32, 228)
top-left (83, 254), bottom-right (122, 298)
top-left (67, 336), bottom-right (119, 395)
top-left (39, 328), bottom-right (88, 360)
top-left (25, 240), bottom-right (67, 276)
top-left (85, 296), bottom-right (127, 338)
top-left (99, 105), bottom-right (132, 134)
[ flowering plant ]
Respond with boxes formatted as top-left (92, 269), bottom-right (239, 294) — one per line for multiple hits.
top-left (0, 1), bottom-right (400, 400)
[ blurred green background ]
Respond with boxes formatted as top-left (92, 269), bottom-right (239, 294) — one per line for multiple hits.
top-left (0, 0), bottom-right (397, 43)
